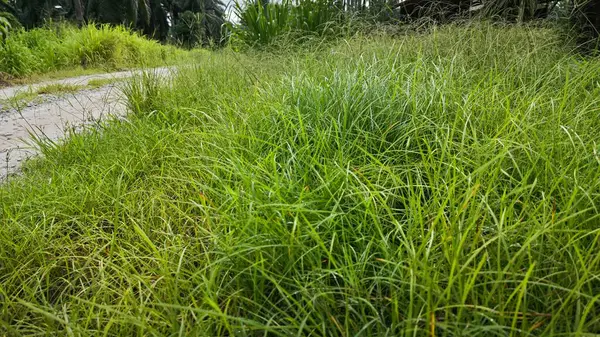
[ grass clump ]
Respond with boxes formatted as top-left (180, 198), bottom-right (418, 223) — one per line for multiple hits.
top-left (1, 23), bottom-right (600, 335)
top-left (0, 23), bottom-right (185, 79)
top-left (87, 77), bottom-right (123, 89)
top-left (35, 83), bottom-right (86, 95)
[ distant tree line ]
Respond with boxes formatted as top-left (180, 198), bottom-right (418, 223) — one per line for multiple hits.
top-left (0, 0), bottom-right (226, 47)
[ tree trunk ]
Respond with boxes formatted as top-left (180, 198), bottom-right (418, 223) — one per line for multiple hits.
top-left (73, 0), bottom-right (85, 25)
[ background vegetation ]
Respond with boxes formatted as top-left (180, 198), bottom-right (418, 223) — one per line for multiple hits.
top-left (0, 0), bottom-right (597, 52)
top-left (4, 0), bottom-right (227, 46)
top-left (227, 0), bottom-right (600, 50)
top-left (0, 23), bottom-right (184, 79)
top-left (1, 1), bottom-right (599, 49)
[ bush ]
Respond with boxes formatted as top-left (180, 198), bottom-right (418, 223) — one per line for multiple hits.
top-left (172, 11), bottom-right (206, 48)
top-left (0, 38), bottom-right (35, 76)
top-left (292, 0), bottom-right (342, 33)
top-left (230, 0), bottom-right (346, 46)
top-left (231, 0), bottom-right (292, 45)
top-left (0, 23), bottom-right (181, 78)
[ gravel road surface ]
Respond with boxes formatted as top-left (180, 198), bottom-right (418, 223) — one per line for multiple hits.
top-left (0, 67), bottom-right (174, 180)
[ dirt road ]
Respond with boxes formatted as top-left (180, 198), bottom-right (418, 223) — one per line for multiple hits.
top-left (0, 68), bottom-right (174, 180)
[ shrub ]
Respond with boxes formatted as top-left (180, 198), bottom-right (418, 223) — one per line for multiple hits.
top-left (292, 0), bottom-right (342, 34)
top-left (230, 0), bottom-right (346, 45)
top-left (0, 36), bottom-right (36, 76)
top-left (231, 0), bottom-right (292, 45)
top-left (0, 23), bottom-right (181, 78)
top-left (172, 11), bottom-right (206, 48)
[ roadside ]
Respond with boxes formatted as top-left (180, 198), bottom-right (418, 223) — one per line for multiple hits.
top-left (0, 67), bottom-right (125, 88)
top-left (0, 67), bottom-right (176, 180)
top-left (0, 67), bottom-right (173, 101)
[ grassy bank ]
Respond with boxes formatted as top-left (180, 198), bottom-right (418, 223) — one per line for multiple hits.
top-left (0, 24), bottom-right (185, 83)
top-left (1, 23), bottom-right (600, 335)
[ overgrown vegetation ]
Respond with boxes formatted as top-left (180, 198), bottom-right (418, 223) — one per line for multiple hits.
top-left (229, 0), bottom-right (600, 53)
top-left (230, 0), bottom-right (347, 46)
top-left (1, 23), bottom-right (599, 335)
top-left (2, 0), bottom-right (599, 54)
top-left (7, 0), bottom-right (227, 45)
top-left (572, 0), bottom-right (600, 52)
top-left (0, 23), bottom-right (183, 79)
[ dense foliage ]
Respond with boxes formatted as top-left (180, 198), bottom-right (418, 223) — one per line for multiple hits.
top-left (0, 0), bottom-right (599, 335)
top-left (0, 0), bottom-right (597, 51)
top-left (0, 24), bottom-right (183, 77)
top-left (5, 0), bottom-right (226, 45)
top-left (228, 0), bottom-right (600, 50)
top-left (172, 9), bottom-right (226, 47)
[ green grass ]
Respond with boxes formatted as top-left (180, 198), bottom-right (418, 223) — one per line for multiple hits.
top-left (35, 83), bottom-right (86, 95)
top-left (87, 77), bottom-right (124, 89)
top-left (0, 23), bottom-right (187, 80)
top-left (1, 23), bottom-right (600, 336)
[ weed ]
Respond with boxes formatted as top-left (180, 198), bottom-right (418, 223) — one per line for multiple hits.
top-left (35, 83), bottom-right (85, 95)
top-left (230, 0), bottom-right (350, 46)
top-left (87, 77), bottom-right (123, 89)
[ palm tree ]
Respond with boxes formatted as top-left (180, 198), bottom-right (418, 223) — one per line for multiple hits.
top-left (10, 0), bottom-right (150, 27)
top-left (1, 0), bottom-right (16, 15)
top-left (0, 0), bottom-right (13, 40)
top-left (10, 0), bottom-right (225, 42)
top-left (173, 0), bottom-right (226, 44)
top-left (11, 0), bottom-right (46, 28)
top-left (144, 0), bottom-right (171, 41)
top-left (72, 0), bottom-right (83, 24)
